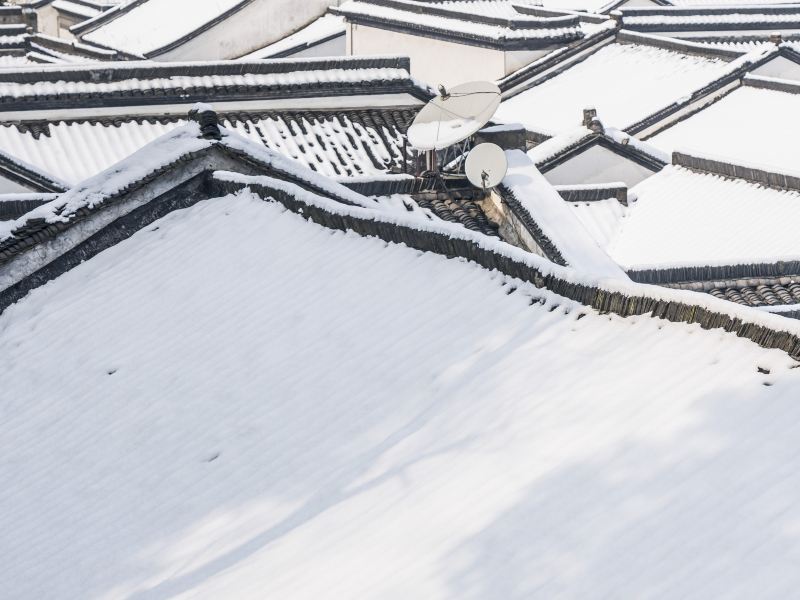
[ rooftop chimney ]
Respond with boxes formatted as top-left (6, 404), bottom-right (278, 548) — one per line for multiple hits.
top-left (769, 32), bottom-right (783, 45)
top-left (189, 103), bottom-right (221, 140)
top-left (582, 107), bottom-right (597, 128)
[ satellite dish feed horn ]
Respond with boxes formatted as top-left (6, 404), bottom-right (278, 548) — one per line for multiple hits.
top-left (465, 143), bottom-right (508, 190)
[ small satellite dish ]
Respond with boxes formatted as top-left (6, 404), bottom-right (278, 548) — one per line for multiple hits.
top-left (408, 81), bottom-right (502, 151)
top-left (465, 143), bottom-right (508, 190)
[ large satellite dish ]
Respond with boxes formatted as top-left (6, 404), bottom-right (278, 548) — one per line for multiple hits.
top-left (408, 81), bottom-right (502, 151)
top-left (465, 143), bottom-right (508, 190)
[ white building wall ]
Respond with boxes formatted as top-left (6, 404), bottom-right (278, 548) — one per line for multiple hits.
top-left (283, 35), bottom-right (346, 59)
top-left (505, 49), bottom-right (551, 75)
top-left (0, 175), bottom-right (37, 195)
top-left (35, 5), bottom-right (59, 37)
top-left (751, 56), bottom-right (800, 81)
top-left (156, 0), bottom-right (339, 61)
top-left (543, 145), bottom-right (654, 187)
top-left (348, 23), bottom-right (507, 87)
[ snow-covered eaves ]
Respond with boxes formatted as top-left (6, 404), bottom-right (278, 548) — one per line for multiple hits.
top-left (0, 56), bottom-right (430, 113)
top-left (618, 4), bottom-right (800, 34)
top-left (332, 0), bottom-right (586, 50)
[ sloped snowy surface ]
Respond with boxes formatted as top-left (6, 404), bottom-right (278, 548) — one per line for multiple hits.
top-left (0, 111), bottom-right (408, 185)
top-left (239, 14), bottom-right (345, 59)
top-left (2, 191), bottom-right (800, 599)
top-left (568, 197), bottom-right (628, 251)
top-left (83, 0), bottom-right (245, 55)
top-left (503, 150), bottom-right (625, 277)
top-left (649, 84), bottom-right (800, 175)
top-left (495, 42), bottom-right (732, 134)
top-left (610, 165), bottom-right (800, 270)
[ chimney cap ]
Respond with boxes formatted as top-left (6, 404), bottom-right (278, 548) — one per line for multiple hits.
top-left (189, 103), bottom-right (221, 140)
top-left (582, 107), bottom-right (598, 128)
top-left (589, 117), bottom-right (604, 134)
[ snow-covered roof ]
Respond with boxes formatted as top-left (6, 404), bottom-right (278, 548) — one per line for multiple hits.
top-left (239, 14), bottom-right (346, 60)
top-left (333, 0), bottom-right (586, 49)
top-left (619, 4), bottom-right (800, 35)
top-left (5, 168), bottom-right (800, 598)
top-left (79, 0), bottom-right (251, 57)
top-left (0, 56), bottom-right (429, 111)
top-left (0, 108), bottom-right (416, 188)
top-left (647, 75), bottom-right (800, 176)
top-left (527, 123), bottom-right (667, 186)
top-left (609, 164), bottom-right (800, 281)
top-left (51, 0), bottom-right (101, 20)
top-left (495, 32), bottom-right (750, 135)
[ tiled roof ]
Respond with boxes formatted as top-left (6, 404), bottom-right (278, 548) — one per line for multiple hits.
top-left (0, 108), bottom-right (416, 187)
top-left (495, 33), bottom-right (742, 135)
top-left (612, 164), bottom-right (800, 284)
top-left (647, 75), bottom-right (800, 177)
top-left (619, 5), bottom-right (800, 33)
top-left (77, 0), bottom-right (253, 57)
top-left (414, 192), bottom-right (501, 237)
top-left (333, 0), bottom-right (585, 50)
top-left (0, 56), bottom-right (429, 111)
top-left (709, 281), bottom-right (800, 308)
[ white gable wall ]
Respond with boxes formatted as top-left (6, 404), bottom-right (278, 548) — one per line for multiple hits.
top-left (543, 145), bottom-right (655, 187)
top-left (349, 23), bottom-right (505, 86)
top-left (282, 35), bottom-right (346, 59)
top-left (348, 23), bottom-right (548, 86)
top-left (0, 175), bottom-right (37, 195)
top-left (751, 55), bottom-right (800, 81)
top-left (155, 0), bottom-right (338, 61)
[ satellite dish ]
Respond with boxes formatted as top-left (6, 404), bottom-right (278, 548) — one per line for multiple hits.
top-left (465, 143), bottom-right (508, 190)
top-left (408, 81), bottom-right (502, 151)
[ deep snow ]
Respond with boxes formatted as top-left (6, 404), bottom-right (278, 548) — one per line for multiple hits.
top-left (1, 192), bottom-right (800, 599)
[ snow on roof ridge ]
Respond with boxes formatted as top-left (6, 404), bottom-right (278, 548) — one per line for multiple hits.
top-left (4, 122), bottom-right (212, 236)
top-left (0, 54), bottom-right (412, 78)
top-left (671, 148), bottom-right (800, 188)
top-left (0, 114), bottom-right (390, 244)
top-left (333, 0), bottom-right (585, 47)
top-left (525, 124), bottom-right (669, 167)
top-left (214, 161), bottom-right (800, 344)
top-left (502, 149), bottom-right (628, 278)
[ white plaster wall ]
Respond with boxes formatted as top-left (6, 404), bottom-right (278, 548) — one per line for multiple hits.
top-left (619, 0), bottom-right (660, 7)
top-left (283, 35), bottom-right (346, 59)
top-left (505, 49), bottom-right (550, 76)
top-left (157, 0), bottom-right (339, 61)
top-left (35, 5), bottom-right (59, 37)
top-left (543, 145), bottom-right (654, 187)
top-left (0, 175), bottom-right (36, 195)
top-left (349, 23), bottom-right (506, 87)
top-left (752, 55), bottom-right (800, 81)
